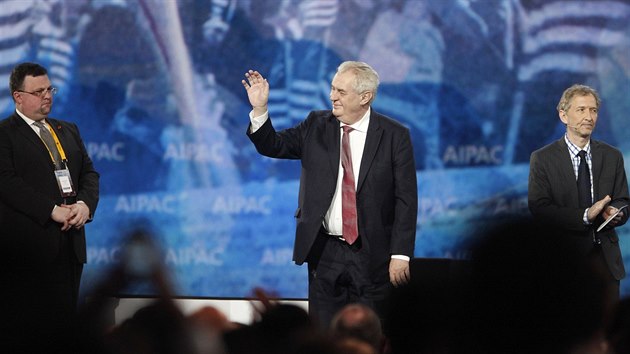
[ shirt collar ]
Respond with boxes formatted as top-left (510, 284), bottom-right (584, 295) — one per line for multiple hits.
top-left (15, 108), bottom-right (44, 126)
top-left (564, 133), bottom-right (591, 157)
top-left (340, 107), bottom-right (370, 133)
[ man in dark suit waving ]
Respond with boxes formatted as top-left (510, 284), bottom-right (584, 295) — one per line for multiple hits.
top-left (243, 61), bottom-right (417, 328)
top-left (529, 84), bottom-right (629, 301)
top-left (0, 62), bottom-right (99, 350)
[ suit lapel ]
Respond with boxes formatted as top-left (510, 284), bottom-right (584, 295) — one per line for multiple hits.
top-left (12, 114), bottom-right (54, 166)
top-left (554, 138), bottom-right (580, 204)
top-left (357, 111), bottom-right (383, 193)
top-left (326, 113), bottom-right (340, 178)
top-left (46, 118), bottom-right (68, 153)
top-left (590, 140), bottom-right (603, 200)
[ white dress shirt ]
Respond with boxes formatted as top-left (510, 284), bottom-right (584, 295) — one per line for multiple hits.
top-left (250, 109), bottom-right (409, 261)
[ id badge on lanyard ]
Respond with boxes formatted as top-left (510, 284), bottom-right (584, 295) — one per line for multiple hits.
top-left (46, 126), bottom-right (77, 198)
top-left (54, 164), bottom-right (76, 198)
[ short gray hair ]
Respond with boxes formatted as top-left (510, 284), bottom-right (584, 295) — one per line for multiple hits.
top-left (557, 84), bottom-right (601, 112)
top-left (336, 61), bottom-right (379, 103)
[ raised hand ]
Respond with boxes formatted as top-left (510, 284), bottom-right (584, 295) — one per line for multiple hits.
top-left (241, 70), bottom-right (269, 116)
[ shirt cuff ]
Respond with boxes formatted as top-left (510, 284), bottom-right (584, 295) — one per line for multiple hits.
top-left (391, 255), bottom-right (410, 262)
top-left (249, 110), bottom-right (269, 133)
top-left (583, 208), bottom-right (591, 224)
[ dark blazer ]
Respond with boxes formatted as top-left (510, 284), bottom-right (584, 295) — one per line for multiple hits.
top-left (248, 109), bottom-right (417, 283)
top-left (528, 137), bottom-right (630, 280)
top-left (0, 112), bottom-right (99, 266)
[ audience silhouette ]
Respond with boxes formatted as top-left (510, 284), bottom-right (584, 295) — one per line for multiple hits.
top-left (607, 296), bottom-right (630, 354)
top-left (330, 303), bottom-right (386, 353)
top-left (468, 217), bottom-right (613, 354)
top-left (66, 219), bottom-right (628, 354)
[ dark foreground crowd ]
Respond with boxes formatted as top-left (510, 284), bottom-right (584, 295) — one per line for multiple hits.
top-left (11, 219), bottom-right (630, 354)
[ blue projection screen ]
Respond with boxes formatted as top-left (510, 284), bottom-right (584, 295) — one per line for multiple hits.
top-left (2, 0), bottom-right (630, 298)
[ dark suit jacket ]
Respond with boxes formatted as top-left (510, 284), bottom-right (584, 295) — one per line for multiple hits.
top-left (0, 112), bottom-right (100, 266)
top-left (248, 109), bottom-right (417, 283)
top-left (528, 137), bottom-right (630, 280)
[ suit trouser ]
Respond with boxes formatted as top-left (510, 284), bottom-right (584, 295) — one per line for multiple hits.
top-left (1, 233), bottom-right (83, 352)
top-left (307, 229), bottom-right (391, 329)
top-left (589, 243), bottom-right (620, 305)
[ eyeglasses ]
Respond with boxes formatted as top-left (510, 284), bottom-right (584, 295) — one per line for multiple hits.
top-left (17, 87), bottom-right (58, 98)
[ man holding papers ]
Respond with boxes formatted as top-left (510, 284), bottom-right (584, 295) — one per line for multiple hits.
top-left (529, 84), bottom-right (630, 301)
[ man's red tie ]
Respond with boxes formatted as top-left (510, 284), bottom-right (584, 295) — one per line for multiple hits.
top-left (341, 126), bottom-right (358, 244)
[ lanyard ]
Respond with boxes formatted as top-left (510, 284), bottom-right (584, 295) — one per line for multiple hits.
top-left (40, 122), bottom-right (68, 163)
